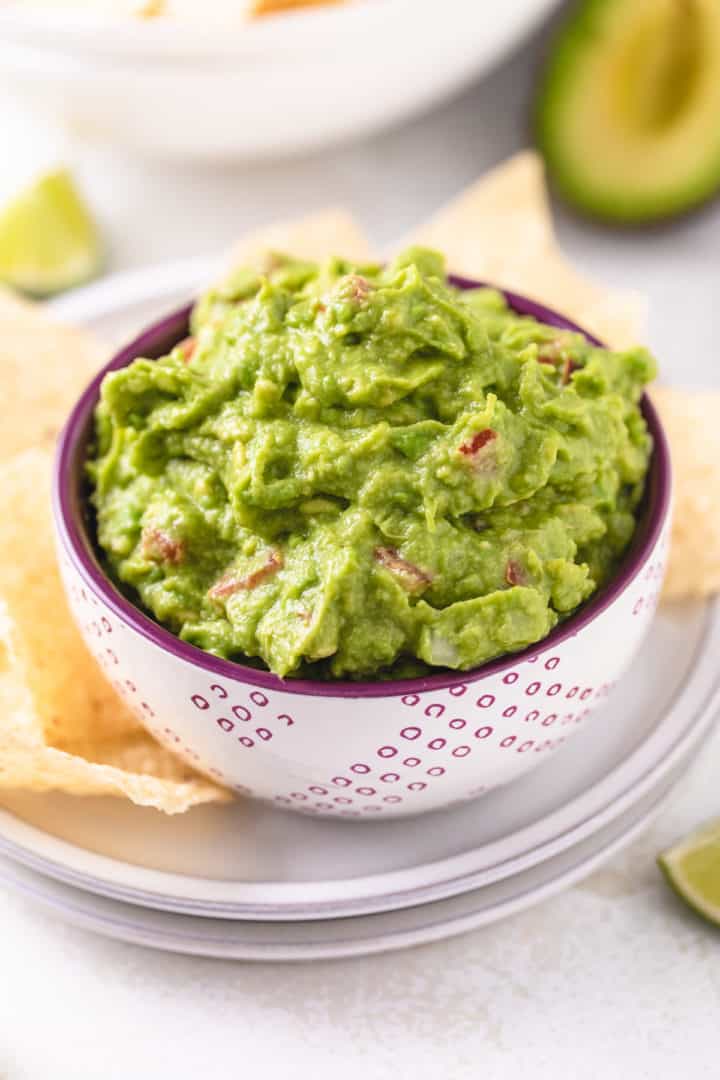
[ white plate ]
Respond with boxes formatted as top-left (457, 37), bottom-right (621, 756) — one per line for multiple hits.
top-left (0, 760), bottom-right (695, 961)
top-left (1, 599), bottom-right (718, 921)
top-left (0, 257), bottom-right (707, 924)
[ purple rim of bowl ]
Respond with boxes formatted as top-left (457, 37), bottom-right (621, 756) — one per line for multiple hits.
top-left (53, 275), bottom-right (671, 699)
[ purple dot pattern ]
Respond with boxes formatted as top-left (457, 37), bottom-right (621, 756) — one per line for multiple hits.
top-left (315, 654), bottom-right (608, 814)
top-left (60, 519), bottom-right (669, 817)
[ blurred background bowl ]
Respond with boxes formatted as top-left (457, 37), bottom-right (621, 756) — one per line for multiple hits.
top-left (0, 0), bottom-right (559, 160)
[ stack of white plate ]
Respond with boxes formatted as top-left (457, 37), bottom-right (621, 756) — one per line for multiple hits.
top-left (1, 262), bottom-right (717, 961)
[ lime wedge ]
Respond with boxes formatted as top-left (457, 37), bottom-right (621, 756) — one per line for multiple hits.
top-left (659, 818), bottom-right (720, 927)
top-left (0, 169), bottom-right (102, 297)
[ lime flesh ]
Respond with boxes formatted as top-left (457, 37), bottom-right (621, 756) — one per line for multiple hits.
top-left (0, 169), bottom-right (101, 296)
top-left (536, 0), bottom-right (720, 223)
top-left (659, 817), bottom-right (720, 927)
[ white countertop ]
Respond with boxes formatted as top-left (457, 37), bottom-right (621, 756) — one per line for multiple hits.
top-left (2, 733), bottom-right (719, 1080)
top-left (3, 18), bottom-right (720, 1079)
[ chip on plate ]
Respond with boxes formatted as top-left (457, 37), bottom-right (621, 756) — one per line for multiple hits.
top-left (227, 207), bottom-right (373, 272)
top-left (403, 151), bottom-right (646, 350)
top-left (0, 448), bottom-right (225, 812)
top-left (652, 386), bottom-right (720, 600)
top-left (0, 288), bottom-right (107, 461)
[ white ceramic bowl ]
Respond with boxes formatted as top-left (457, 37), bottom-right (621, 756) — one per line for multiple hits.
top-left (53, 284), bottom-right (671, 819)
top-left (0, 0), bottom-right (558, 159)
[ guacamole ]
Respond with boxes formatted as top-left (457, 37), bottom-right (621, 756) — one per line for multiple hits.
top-left (89, 247), bottom-right (656, 679)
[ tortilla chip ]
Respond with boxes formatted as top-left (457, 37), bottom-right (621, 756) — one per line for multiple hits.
top-left (651, 386), bottom-right (720, 600)
top-left (404, 151), bottom-right (645, 349)
top-left (0, 293), bottom-right (107, 461)
top-left (157, 0), bottom-right (340, 17)
top-left (502, 250), bottom-right (646, 352)
top-left (0, 449), bottom-right (136, 747)
top-left (250, 0), bottom-right (342, 13)
top-left (0, 704), bottom-right (221, 813)
top-left (227, 207), bottom-right (374, 271)
top-left (0, 449), bottom-right (224, 812)
top-left (404, 151), bottom-right (554, 267)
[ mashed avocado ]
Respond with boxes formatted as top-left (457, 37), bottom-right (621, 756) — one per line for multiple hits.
top-left (89, 247), bottom-right (656, 679)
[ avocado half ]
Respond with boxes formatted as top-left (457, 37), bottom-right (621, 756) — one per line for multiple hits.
top-left (536, 0), bottom-right (720, 223)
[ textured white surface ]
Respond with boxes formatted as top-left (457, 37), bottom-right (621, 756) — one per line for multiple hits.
top-left (1, 732), bottom-right (720, 1079)
top-left (3, 14), bottom-right (720, 1077)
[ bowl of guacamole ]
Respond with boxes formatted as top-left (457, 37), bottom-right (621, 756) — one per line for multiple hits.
top-left (54, 248), bottom-right (670, 817)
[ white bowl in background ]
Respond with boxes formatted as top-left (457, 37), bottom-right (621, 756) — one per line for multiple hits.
top-left (0, 0), bottom-right (559, 159)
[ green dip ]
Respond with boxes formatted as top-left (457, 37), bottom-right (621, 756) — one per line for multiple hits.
top-left (89, 247), bottom-right (656, 679)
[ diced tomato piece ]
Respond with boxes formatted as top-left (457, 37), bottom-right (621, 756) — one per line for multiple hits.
top-left (208, 550), bottom-right (283, 600)
top-left (177, 336), bottom-right (197, 363)
top-left (537, 341), bottom-right (578, 385)
top-left (345, 274), bottom-right (371, 301)
top-left (561, 357), bottom-right (578, 384)
top-left (141, 528), bottom-right (185, 566)
top-left (505, 559), bottom-right (526, 587)
top-left (459, 428), bottom-right (496, 457)
top-left (374, 546), bottom-right (432, 594)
